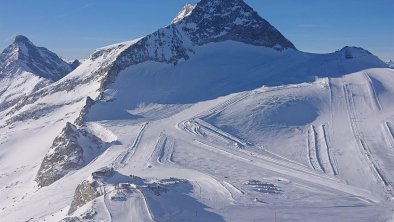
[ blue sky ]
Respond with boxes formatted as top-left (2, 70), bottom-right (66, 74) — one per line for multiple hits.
top-left (0, 0), bottom-right (393, 61)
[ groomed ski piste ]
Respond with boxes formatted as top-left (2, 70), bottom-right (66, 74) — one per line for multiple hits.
top-left (0, 0), bottom-right (394, 220)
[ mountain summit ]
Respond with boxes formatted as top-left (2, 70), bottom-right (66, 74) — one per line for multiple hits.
top-left (0, 35), bottom-right (76, 81)
top-left (172, 4), bottom-right (195, 24)
top-left (388, 60), bottom-right (394, 68)
top-left (96, 0), bottom-right (296, 89)
top-left (176, 0), bottom-right (295, 49)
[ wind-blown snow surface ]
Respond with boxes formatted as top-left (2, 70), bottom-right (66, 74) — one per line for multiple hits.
top-left (0, 38), bottom-right (393, 221)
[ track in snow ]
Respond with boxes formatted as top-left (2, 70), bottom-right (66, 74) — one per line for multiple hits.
top-left (359, 140), bottom-right (392, 188)
top-left (113, 122), bottom-right (149, 169)
top-left (307, 125), bottom-right (324, 173)
top-left (102, 192), bottom-right (113, 221)
top-left (343, 83), bottom-right (394, 197)
top-left (364, 73), bottom-right (383, 111)
top-left (183, 118), bottom-right (316, 175)
top-left (193, 139), bottom-right (378, 203)
top-left (178, 90), bottom-right (378, 202)
top-left (152, 133), bottom-right (175, 165)
top-left (307, 125), bottom-right (337, 175)
top-left (185, 118), bottom-right (247, 148)
top-left (198, 91), bottom-right (252, 119)
top-left (382, 122), bottom-right (394, 149)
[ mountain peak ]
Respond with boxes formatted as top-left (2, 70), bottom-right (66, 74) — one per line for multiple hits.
top-left (337, 46), bottom-right (373, 59)
top-left (176, 0), bottom-right (296, 49)
top-left (13, 35), bottom-right (32, 44)
top-left (172, 4), bottom-right (195, 24)
top-left (388, 60), bottom-right (394, 68)
top-left (0, 35), bottom-right (76, 81)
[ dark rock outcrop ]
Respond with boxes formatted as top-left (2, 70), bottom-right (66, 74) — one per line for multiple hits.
top-left (74, 96), bottom-right (95, 126)
top-left (68, 180), bottom-right (100, 215)
top-left (35, 122), bottom-right (108, 187)
top-left (35, 123), bottom-right (84, 187)
top-left (179, 0), bottom-right (296, 49)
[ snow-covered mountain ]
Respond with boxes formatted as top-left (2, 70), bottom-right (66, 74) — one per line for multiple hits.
top-left (0, 35), bottom-right (76, 81)
top-left (0, 36), bottom-right (78, 115)
top-left (388, 60), bottom-right (394, 68)
top-left (0, 0), bottom-right (393, 221)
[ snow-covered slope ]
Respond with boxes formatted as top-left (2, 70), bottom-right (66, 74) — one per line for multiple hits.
top-left (0, 0), bottom-right (392, 221)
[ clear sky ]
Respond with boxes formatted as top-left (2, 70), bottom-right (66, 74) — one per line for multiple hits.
top-left (0, 0), bottom-right (393, 61)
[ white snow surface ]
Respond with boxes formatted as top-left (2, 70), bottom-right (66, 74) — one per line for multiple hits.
top-left (0, 39), bottom-right (393, 222)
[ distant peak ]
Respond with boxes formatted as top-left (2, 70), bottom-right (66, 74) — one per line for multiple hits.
top-left (0, 35), bottom-right (75, 81)
top-left (198, 0), bottom-right (244, 6)
top-left (337, 46), bottom-right (373, 59)
top-left (339, 46), bottom-right (372, 54)
top-left (13, 35), bottom-right (33, 45)
top-left (172, 3), bottom-right (195, 24)
top-left (388, 60), bottom-right (394, 68)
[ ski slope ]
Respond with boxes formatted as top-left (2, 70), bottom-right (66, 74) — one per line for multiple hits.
top-left (0, 1), bottom-right (391, 219)
top-left (1, 64), bottom-right (394, 221)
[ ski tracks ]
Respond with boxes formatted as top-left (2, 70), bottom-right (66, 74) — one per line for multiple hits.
top-left (307, 125), bottom-right (337, 175)
top-left (152, 133), bottom-right (175, 165)
top-left (364, 73), bottom-right (382, 111)
top-left (343, 83), bottom-right (394, 197)
top-left (113, 122), bottom-right (149, 169)
top-left (382, 122), bottom-right (394, 149)
top-left (198, 91), bottom-right (251, 119)
top-left (194, 139), bottom-right (378, 203)
top-left (184, 118), bottom-right (317, 175)
top-left (186, 118), bottom-right (247, 148)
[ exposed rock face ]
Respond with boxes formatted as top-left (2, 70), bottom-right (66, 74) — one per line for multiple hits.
top-left (91, 167), bottom-right (114, 179)
top-left (70, 59), bottom-right (81, 70)
top-left (36, 123), bottom-right (84, 187)
top-left (35, 122), bottom-right (107, 187)
top-left (68, 168), bottom-right (116, 215)
top-left (0, 35), bottom-right (76, 81)
top-left (172, 4), bottom-right (195, 24)
top-left (74, 96), bottom-right (95, 126)
top-left (179, 0), bottom-right (296, 49)
top-left (68, 180), bottom-right (100, 215)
